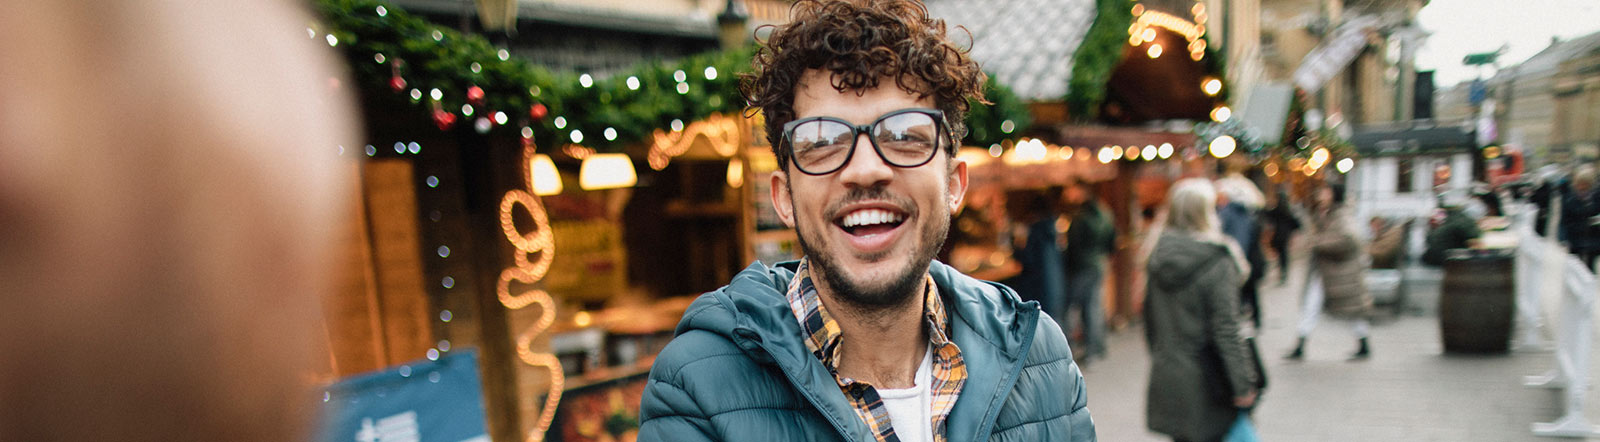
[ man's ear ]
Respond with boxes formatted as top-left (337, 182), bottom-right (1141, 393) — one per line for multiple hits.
top-left (771, 169), bottom-right (796, 228)
top-left (947, 157), bottom-right (968, 214)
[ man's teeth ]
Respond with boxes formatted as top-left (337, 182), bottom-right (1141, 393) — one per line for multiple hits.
top-left (840, 209), bottom-right (905, 228)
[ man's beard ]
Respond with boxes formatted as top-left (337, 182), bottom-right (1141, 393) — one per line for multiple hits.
top-left (793, 188), bottom-right (950, 310)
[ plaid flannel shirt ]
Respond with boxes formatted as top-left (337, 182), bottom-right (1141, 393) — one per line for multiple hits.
top-left (785, 258), bottom-right (968, 442)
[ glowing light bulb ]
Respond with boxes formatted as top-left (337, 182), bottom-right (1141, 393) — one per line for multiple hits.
top-left (1209, 136), bottom-right (1236, 158)
top-left (1211, 105), bottom-right (1232, 122)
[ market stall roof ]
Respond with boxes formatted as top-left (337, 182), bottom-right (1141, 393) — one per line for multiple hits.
top-left (924, 0), bottom-right (1096, 101)
top-left (388, 0), bottom-right (720, 39)
top-left (1236, 82), bottom-right (1294, 146)
top-left (1101, 30), bottom-right (1213, 123)
top-left (1350, 119), bottom-right (1476, 157)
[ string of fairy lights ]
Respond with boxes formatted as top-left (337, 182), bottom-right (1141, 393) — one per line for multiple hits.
top-left (497, 141), bottom-right (563, 442)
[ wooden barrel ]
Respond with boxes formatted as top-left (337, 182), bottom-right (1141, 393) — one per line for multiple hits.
top-left (1439, 248), bottom-right (1516, 353)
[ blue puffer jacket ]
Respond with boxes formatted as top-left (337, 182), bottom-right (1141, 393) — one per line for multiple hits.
top-left (638, 260), bottom-right (1096, 441)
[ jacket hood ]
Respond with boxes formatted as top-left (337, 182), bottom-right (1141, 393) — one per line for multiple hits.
top-left (1147, 233), bottom-right (1234, 291)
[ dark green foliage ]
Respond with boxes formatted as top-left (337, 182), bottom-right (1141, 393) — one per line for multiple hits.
top-left (315, 0), bottom-right (1031, 151)
top-left (1065, 0), bottom-right (1132, 121)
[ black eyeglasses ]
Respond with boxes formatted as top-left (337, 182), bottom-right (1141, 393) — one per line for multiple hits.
top-left (780, 108), bottom-right (950, 175)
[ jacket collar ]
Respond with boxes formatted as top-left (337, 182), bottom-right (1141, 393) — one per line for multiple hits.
top-left (677, 260), bottom-right (1039, 440)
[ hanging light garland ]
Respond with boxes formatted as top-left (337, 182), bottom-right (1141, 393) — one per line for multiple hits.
top-left (495, 140), bottom-right (562, 442)
top-left (312, 0), bottom-right (1032, 155)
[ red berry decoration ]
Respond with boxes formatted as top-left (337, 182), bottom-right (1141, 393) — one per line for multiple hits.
top-left (528, 103), bottom-right (548, 121)
top-left (466, 86), bottom-right (485, 106)
top-left (389, 75), bottom-right (407, 92)
top-left (432, 109), bottom-right (457, 131)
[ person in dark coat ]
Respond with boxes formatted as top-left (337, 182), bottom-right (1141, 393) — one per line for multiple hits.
top-left (1422, 195), bottom-right (1482, 267)
top-left (1144, 178), bottom-right (1259, 442)
top-left (1531, 166), bottom-right (1568, 238)
top-left (1064, 185), bottom-right (1115, 363)
top-left (1564, 167), bottom-right (1600, 268)
top-left (1217, 175), bottom-right (1266, 329)
top-left (1006, 192), bottom-right (1068, 332)
top-left (1263, 189), bottom-right (1301, 285)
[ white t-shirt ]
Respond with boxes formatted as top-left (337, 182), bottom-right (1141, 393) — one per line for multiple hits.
top-left (875, 344), bottom-right (935, 442)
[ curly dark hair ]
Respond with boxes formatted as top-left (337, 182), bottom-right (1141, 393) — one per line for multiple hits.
top-left (741, 0), bottom-right (988, 171)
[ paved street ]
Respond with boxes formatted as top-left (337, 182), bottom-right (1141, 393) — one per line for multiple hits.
top-left (1080, 249), bottom-right (1599, 441)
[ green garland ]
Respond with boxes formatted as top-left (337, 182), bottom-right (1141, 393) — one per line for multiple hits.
top-left (965, 76), bottom-right (1032, 148)
top-left (1065, 0), bottom-right (1132, 121)
top-left (314, 0), bottom-right (1032, 153)
top-left (1258, 88), bottom-right (1356, 161)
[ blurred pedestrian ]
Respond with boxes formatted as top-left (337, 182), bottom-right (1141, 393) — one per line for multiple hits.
top-left (1286, 184), bottom-right (1375, 361)
top-left (1217, 173), bottom-right (1266, 330)
top-left (1144, 178), bottom-right (1259, 442)
top-left (1530, 165), bottom-right (1568, 238)
top-left (1473, 182), bottom-right (1504, 217)
top-left (1262, 188), bottom-right (1300, 285)
top-left (1063, 184), bottom-right (1115, 364)
top-left (1422, 191), bottom-right (1482, 267)
top-left (0, 0), bottom-right (358, 440)
top-left (1007, 190), bottom-right (1069, 331)
top-left (1564, 167), bottom-right (1600, 267)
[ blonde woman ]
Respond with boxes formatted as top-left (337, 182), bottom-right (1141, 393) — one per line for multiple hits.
top-left (1144, 178), bottom-right (1260, 442)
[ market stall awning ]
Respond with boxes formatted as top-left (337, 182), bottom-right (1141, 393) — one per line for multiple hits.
top-left (1236, 83), bottom-right (1294, 146)
top-left (1350, 120), bottom-right (1476, 156)
top-left (924, 0), bottom-right (1096, 101)
top-left (1293, 15), bottom-right (1379, 94)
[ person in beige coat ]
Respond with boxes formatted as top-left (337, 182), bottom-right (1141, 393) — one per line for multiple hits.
top-left (1286, 184), bottom-right (1375, 360)
top-left (1144, 178), bottom-right (1259, 442)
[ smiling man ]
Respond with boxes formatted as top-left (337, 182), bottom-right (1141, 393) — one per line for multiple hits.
top-left (637, 1), bottom-right (1094, 441)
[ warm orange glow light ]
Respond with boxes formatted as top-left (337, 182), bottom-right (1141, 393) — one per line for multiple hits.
top-left (500, 144), bottom-right (562, 442)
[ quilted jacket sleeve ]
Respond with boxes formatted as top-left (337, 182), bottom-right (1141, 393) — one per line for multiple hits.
top-left (637, 330), bottom-right (724, 442)
top-left (988, 314), bottom-right (1097, 442)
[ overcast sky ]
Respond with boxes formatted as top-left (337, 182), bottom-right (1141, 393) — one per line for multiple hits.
top-left (1415, 0), bottom-right (1600, 88)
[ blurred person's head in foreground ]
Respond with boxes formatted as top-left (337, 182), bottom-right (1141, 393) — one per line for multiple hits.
top-left (639, 1), bottom-right (1096, 440)
top-left (0, 0), bottom-right (357, 440)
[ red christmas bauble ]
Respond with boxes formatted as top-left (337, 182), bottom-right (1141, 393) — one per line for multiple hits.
top-left (466, 86), bottom-right (486, 106)
top-left (389, 76), bottom-right (407, 92)
top-left (528, 103), bottom-right (548, 121)
top-left (432, 109), bottom-right (457, 131)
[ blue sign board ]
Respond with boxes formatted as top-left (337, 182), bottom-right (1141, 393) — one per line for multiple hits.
top-left (1469, 80), bottom-right (1487, 105)
top-left (318, 351), bottom-right (490, 442)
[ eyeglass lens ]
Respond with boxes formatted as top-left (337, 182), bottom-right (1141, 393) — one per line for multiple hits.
top-left (788, 112), bottom-right (940, 174)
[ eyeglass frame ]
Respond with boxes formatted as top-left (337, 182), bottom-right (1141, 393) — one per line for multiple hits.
top-left (779, 107), bottom-right (954, 176)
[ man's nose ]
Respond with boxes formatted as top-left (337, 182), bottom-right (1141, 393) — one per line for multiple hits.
top-left (835, 133), bottom-right (893, 187)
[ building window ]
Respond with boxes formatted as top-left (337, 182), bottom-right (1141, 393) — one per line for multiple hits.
top-left (1396, 158), bottom-right (1414, 193)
